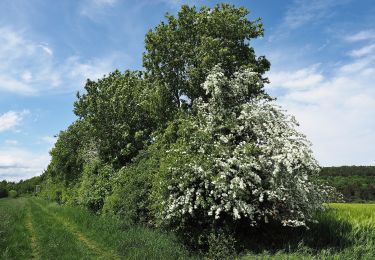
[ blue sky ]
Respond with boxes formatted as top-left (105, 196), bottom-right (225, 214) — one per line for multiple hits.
top-left (0, 0), bottom-right (374, 181)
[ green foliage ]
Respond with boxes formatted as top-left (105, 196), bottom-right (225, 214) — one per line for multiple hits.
top-left (8, 190), bottom-right (18, 198)
top-left (77, 160), bottom-right (114, 213)
top-left (48, 120), bottom-right (90, 183)
top-left (15, 176), bottom-right (43, 194)
top-left (103, 157), bottom-right (153, 225)
top-left (321, 166), bottom-right (375, 177)
top-left (320, 166), bottom-right (375, 202)
top-left (144, 4), bottom-right (270, 114)
top-left (74, 70), bottom-right (155, 168)
top-left (207, 230), bottom-right (236, 259)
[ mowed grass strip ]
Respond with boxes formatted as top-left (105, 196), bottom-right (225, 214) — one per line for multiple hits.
top-left (29, 199), bottom-right (97, 259)
top-left (0, 197), bottom-right (33, 260)
top-left (32, 199), bottom-right (120, 260)
top-left (25, 207), bottom-right (41, 259)
top-left (33, 198), bottom-right (190, 259)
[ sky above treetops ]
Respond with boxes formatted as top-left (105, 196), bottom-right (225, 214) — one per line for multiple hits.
top-left (0, 0), bottom-right (374, 181)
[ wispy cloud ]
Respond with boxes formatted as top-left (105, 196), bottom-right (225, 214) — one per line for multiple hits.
top-left (282, 0), bottom-right (349, 29)
top-left (0, 26), bottom-right (120, 95)
top-left (0, 148), bottom-right (49, 181)
top-left (346, 30), bottom-right (375, 42)
top-left (268, 31), bottom-right (375, 166)
top-left (270, 65), bottom-right (324, 90)
top-left (4, 140), bottom-right (19, 145)
top-left (349, 44), bottom-right (375, 58)
top-left (80, 0), bottom-right (118, 20)
top-left (0, 110), bottom-right (29, 132)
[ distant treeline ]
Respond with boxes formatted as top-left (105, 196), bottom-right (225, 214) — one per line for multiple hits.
top-left (0, 176), bottom-right (42, 198)
top-left (320, 166), bottom-right (375, 202)
top-left (2, 166), bottom-right (375, 203)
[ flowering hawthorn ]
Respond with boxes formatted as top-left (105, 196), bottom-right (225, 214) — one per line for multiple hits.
top-left (157, 66), bottom-right (328, 229)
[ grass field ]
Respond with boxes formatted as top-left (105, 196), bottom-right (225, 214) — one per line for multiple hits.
top-left (0, 197), bottom-right (188, 259)
top-left (1, 198), bottom-right (375, 259)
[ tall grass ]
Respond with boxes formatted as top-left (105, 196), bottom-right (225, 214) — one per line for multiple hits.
top-left (243, 203), bottom-right (375, 259)
top-left (0, 197), bottom-right (32, 259)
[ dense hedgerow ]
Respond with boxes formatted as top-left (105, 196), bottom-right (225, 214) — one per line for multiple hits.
top-left (29, 3), bottom-right (338, 256)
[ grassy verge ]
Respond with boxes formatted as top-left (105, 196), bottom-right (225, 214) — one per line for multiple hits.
top-left (0, 197), bottom-right (32, 259)
top-left (0, 197), bottom-right (190, 259)
top-left (32, 198), bottom-right (189, 259)
top-left (2, 197), bottom-right (374, 259)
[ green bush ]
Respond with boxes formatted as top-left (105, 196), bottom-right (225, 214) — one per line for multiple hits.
top-left (207, 230), bottom-right (236, 260)
top-left (77, 160), bottom-right (114, 213)
top-left (8, 190), bottom-right (18, 198)
top-left (103, 149), bottom-right (161, 226)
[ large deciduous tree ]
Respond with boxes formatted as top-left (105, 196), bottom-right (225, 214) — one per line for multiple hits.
top-left (143, 4), bottom-right (270, 116)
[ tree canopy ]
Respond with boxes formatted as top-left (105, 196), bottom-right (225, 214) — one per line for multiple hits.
top-left (143, 4), bottom-right (270, 117)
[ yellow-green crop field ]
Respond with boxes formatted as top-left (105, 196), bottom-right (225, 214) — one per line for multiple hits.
top-left (330, 203), bottom-right (375, 226)
top-left (243, 203), bottom-right (375, 259)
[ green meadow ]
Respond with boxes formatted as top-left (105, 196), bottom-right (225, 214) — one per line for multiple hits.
top-left (1, 197), bottom-right (374, 259)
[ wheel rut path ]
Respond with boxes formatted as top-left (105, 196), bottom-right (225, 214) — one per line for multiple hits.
top-left (32, 200), bottom-right (121, 260)
top-left (25, 207), bottom-right (41, 260)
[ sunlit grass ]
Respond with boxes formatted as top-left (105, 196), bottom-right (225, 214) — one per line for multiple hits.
top-left (0, 197), bottom-right (32, 259)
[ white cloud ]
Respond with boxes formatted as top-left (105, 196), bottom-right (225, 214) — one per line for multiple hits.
top-left (349, 44), bottom-right (375, 58)
top-left (282, 0), bottom-right (348, 29)
top-left (268, 41), bottom-right (375, 166)
top-left (0, 148), bottom-right (49, 181)
top-left (0, 26), bottom-right (119, 95)
top-left (21, 70), bottom-right (33, 81)
top-left (270, 65), bottom-right (324, 90)
top-left (80, 0), bottom-right (118, 20)
top-left (93, 0), bottom-right (117, 5)
top-left (0, 75), bottom-right (36, 94)
top-left (38, 44), bottom-right (53, 56)
top-left (4, 140), bottom-right (19, 145)
top-left (346, 30), bottom-right (375, 42)
top-left (0, 110), bottom-right (29, 132)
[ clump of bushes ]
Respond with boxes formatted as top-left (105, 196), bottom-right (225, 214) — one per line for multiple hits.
top-left (77, 160), bottom-right (114, 213)
top-left (8, 190), bottom-right (18, 198)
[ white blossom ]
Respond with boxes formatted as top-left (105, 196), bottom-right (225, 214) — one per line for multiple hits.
top-left (161, 66), bottom-right (326, 228)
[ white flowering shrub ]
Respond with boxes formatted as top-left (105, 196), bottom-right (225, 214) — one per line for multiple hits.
top-left (153, 66), bottom-right (328, 232)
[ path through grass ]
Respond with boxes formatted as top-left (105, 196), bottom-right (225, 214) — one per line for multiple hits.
top-left (0, 197), bottom-right (188, 259)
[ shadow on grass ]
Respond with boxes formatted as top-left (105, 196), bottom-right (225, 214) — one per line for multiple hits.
top-left (234, 210), bottom-right (354, 254)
